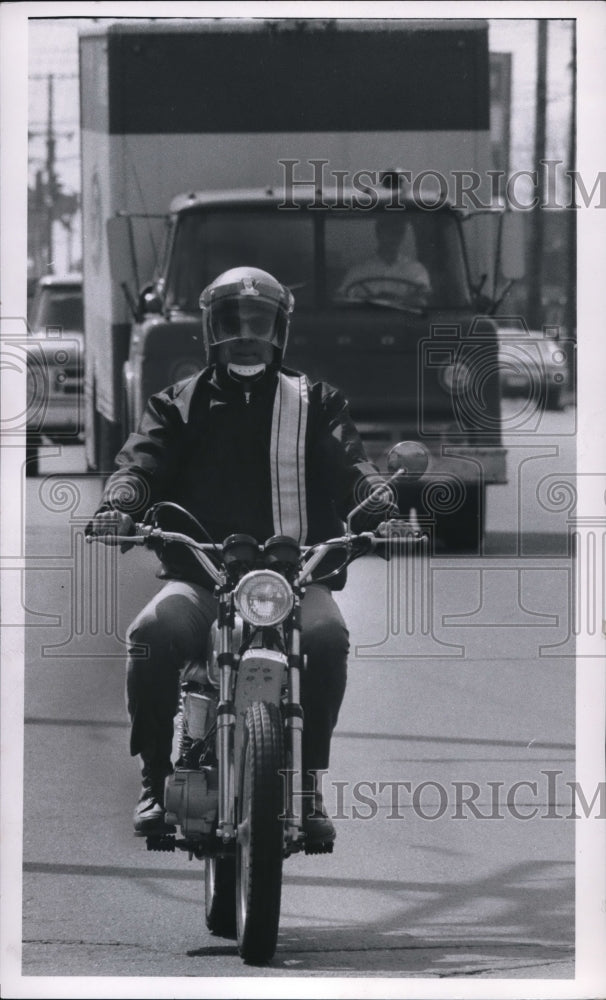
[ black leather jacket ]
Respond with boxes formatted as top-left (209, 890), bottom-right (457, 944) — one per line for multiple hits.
top-left (96, 365), bottom-right (382, 588)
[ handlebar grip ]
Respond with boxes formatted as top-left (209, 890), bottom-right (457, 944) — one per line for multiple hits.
top-left (374, 521), bottom-right (428, 548)
top-left (374, 533), bottom-right (427, 545)
top-left (376, 519), bottom-right (427, 537)
top-left (85, 533), bottom-right (146, 546)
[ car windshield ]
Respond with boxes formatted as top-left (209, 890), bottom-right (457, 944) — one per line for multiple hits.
top-left (164, 208), bottom-right (470, 312)
top-left (30, 287), bottom-right (84, 332)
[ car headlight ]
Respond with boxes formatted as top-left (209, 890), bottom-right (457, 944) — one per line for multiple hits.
top-left (234, 570), bottom-right (294, 627)
top-left (545, 346), bottom-right (567, 378)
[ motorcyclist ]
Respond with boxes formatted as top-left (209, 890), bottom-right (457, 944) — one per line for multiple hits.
top-left (90, 266), bottom-right (397, 845)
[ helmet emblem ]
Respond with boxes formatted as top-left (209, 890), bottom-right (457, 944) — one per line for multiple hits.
top-left (240, 276), bottom-right (259, 296)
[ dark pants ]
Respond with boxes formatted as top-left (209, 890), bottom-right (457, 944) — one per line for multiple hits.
top-left (126, 581), bottom-right (349, 775)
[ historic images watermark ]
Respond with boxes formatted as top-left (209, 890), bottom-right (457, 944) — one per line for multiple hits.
top-left (277, 158), bottom-right (605, 211)
top-left (280, 770), bottom-right (604, 822)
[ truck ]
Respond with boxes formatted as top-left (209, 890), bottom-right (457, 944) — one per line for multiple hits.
top-left (80, 17), bottom-right (520, 552)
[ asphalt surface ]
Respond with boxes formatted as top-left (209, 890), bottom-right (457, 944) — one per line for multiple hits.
top-left (6, 400), bottom-right (599, 991)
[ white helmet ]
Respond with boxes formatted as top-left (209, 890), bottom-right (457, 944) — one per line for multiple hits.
top-left (199, 267), bottom-right (294, 366)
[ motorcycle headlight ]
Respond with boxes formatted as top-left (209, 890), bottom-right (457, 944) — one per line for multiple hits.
top-left (234, 570), bottom-right (294, 627)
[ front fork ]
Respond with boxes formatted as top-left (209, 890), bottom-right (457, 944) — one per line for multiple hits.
top-left (216, 590), bottom-right (236, 843)
top-left (283, 597), bottom-right (304, 847)
top-left (214, 590), bottom-right (305, 849)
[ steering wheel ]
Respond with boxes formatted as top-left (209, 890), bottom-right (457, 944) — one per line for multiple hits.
top-left (342, 275), bottom-right (429, 303)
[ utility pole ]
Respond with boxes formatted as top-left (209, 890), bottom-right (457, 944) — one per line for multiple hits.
top-left (34, 169), bottom-right (45, 276)
top-left (566, 26), bottom-right (576, 347)
top-left (29, 71), bottom-right (78, 276)
top-left (45, 73), bottom-right (56, 274)
top-left (527, 20), bottom-right (548, 329)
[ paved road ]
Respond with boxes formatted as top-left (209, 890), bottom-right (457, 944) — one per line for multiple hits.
top-left (13, 403), bottom-right (580, 982)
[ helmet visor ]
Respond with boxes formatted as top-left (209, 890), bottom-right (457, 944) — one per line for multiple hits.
top-left (206, 297), bottom-right (290, 350)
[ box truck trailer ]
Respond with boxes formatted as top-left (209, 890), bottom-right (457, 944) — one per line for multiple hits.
top-left (80, 17), bottom-right (518, 551)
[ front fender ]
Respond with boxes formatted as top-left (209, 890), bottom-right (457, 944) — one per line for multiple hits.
top-left (233, 649), bottom-right (287, 788)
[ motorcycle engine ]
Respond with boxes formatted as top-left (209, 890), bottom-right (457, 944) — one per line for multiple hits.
top-left (164, 766), bottom-right (218, 837)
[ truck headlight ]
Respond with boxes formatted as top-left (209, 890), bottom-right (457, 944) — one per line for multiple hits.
top-left (234, 570), bottom-right (294, 627)
top-left (439, 362), bottom-right (471, 394)
top-left (169, 358), bottom-right (202, 383)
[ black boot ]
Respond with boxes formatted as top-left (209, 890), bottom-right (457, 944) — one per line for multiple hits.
top-left (133, 755), bottom-right (175, 835)
top-left (301, 772), bottom-right (336, 849)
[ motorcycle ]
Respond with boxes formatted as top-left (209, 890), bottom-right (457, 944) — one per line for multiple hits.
top-left (88, 441), bottom-right (428, 964)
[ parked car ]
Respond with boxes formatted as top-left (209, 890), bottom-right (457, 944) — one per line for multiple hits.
top-left (496, 324), bottom-right (570, 411)
top-left (26, 274), bottom-right (84, 475)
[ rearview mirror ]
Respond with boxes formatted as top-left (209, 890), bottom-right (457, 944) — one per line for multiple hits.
top-left (386, 441), bottom-right (429, 480)
top-left (107, 215), bottom-right (138, 288)
top-left (345, 441), bottom-right (429, 534)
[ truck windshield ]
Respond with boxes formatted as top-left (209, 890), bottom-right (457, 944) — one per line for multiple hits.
top-left (165, 211), bottom-right (315, 311)
top-left (164, 208), bottom-right (470, 312)
top-left (326, 211), bottom-right (470, 310)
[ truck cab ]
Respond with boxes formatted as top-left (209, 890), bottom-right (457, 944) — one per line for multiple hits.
top-left (81, 17), bottom-right (516, 551)
top-left (118, 185), bottom-right (508, 551)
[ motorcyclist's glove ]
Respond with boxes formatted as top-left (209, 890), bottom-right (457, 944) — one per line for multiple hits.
top-left (349, 500), bottom-right (401, 535)
top-left (374, 512), bottom-right (427, 561)
top-left (85, 509), bottom-right (136, 553)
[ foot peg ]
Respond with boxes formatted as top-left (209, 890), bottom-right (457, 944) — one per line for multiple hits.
top-left (304, 838), bottom-right (335, 856)
top-left (145, 834), bottom-right (176, 852)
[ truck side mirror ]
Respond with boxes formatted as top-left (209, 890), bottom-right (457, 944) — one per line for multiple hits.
top-left (499, 210), bottom-right (526, 280)
top-left (107, 215), bottom-right (141, 321)
top-left (107, 215), bottom-right (138, 286)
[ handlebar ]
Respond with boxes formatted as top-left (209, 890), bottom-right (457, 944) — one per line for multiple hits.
top-left (86, 520), bottom-right (427, 584)
top-left (86, 522), bottom-right (426, 550)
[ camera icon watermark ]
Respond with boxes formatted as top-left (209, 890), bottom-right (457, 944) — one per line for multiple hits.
top-left (1, 316), bottom-right (84, 442)
top-left (419, 316), bottom-right (574, 439)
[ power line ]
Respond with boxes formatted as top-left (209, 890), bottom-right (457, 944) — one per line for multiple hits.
top-left (29, 155), bottom-right (80, 165)
top-left (29, 72), bottom-right (78, 80)
top-left (29, 119), bottom-right (79, 127)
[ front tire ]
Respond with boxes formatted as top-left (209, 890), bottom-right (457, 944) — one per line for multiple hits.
top-left (26, 432), bottom-right (41, 477)
top-left (236, 701), bottom-right (284, 965)
top-left (437, 483), bottom-right (485, 555)
top-left (433, 482), bottom-right (485, 555)
top-left (402, 481), bottom-right (485, 555)
top-left (205, 855), bottom-right (236, 938)
top-left (545, 384), bottom-right (565, 411)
